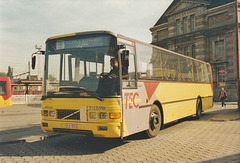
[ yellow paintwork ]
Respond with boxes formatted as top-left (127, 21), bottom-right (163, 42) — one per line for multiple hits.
top-left (41, 98), bottom-right (129, 138)
top-left (0, 96), bottom-right (12, 107)
top-left (121, 121), bottom-right (129, 138)
top-left (41, 82), bottom-right (212, 138)
top-left (155, 82), bottom-right (213, 123)
top-left (47, 33), bottom-right (76, 41)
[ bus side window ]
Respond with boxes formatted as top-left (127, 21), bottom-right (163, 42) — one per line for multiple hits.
top-left (136, 43), bottom-right (153, 79)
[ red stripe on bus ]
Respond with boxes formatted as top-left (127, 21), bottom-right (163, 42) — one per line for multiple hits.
top-left (144, 82), bottom-right (159, 100)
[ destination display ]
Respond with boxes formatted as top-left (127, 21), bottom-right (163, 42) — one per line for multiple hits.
top-left (56, 36), bottom-right (111, 50)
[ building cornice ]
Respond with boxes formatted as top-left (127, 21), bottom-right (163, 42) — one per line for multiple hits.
top-left (150, 23), bottom-right (168, 32)
top-left (166, 0), bottom-right (210, 17)
top-left (206, 1), bottom-right (235, 15)
top-left (210, 59), bottom-right (228, 65)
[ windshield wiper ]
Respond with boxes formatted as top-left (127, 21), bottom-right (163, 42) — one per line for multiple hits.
top-left (85, 91), bottom-right (104, 101)
top-left (59, 86), bottom-right (104, 101)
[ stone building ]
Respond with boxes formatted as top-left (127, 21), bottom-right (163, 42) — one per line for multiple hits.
top-left (150, 0), bottom-right (238, 101)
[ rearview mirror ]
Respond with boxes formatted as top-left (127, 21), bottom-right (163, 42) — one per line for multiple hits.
top-left (32, 56), bottom-right (36, 69)
top-left (117, 45), bottom-right (126, 50)
top-left (31, 50), bottom-right (45, 70)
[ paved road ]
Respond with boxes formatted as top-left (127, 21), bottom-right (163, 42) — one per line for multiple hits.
top-left (0, 104), bottom-right (50, 142)
top-left (0, 103), bottom-right (239, 162)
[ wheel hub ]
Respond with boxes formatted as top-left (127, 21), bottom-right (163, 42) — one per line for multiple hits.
top-left (150, 112), bottom-right (159, 130)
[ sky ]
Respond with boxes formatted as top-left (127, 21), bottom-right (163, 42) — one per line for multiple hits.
top-left (0, 0), bottom-right (173, 76)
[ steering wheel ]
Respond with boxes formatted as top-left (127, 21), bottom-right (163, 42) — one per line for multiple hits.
top-left (100, 73), bottom-right (118, 79)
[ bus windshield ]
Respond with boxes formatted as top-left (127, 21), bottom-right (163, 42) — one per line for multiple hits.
top-left (43, 34), bottom-right (119, 99)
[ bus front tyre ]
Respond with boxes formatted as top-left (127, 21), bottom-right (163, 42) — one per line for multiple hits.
top-left (146, 105), bottom-right (162, 138)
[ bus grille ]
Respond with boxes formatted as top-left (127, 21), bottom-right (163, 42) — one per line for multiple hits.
top-left (57, 109), bottom-right (80, 120)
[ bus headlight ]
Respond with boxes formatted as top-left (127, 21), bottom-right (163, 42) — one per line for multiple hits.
top-left (109, 112), bottom-right (121, 119)
top-left (100, 112), bottom-right (107, 119)
top-left (89, 112), bottom-right (97, 119)
top-left (49, 111), bottom-right (56, 117)
top-left (41, 110), bottom-right (48, 117)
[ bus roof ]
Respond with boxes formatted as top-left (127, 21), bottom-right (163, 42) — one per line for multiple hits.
top-left (0, 77), bottom-right (11, 82)
top-left (46, 30), bottom-right (117, 42)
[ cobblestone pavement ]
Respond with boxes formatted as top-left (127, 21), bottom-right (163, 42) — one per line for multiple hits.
top-left (0, 103), bottom-right (239, 162)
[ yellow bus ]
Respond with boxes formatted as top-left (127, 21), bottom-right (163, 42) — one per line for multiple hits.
top-left (36, 31), bottom-right (213, 138)
top-left (0, 77), bottom-right (12, 107)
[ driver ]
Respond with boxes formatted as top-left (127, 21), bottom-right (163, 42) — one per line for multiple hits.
top-left (110, 58), bottom-right (128, 79)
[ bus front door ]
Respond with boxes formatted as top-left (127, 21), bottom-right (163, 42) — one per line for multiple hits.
top-left (121, 45), bottom-right (149, 137)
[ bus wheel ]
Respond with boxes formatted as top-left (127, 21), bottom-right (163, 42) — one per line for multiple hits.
top-left (146, 105), bottom-right (162, 138)
top-left (195, 99), bottom-right (202, 120)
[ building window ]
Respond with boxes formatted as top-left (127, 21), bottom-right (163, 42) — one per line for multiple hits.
top-left (215, 40), bottom-right (225, 57)
top-left (157, 31), bottom-right (161, 41)
top-left (183, 17), bottom-right (188, 33)
top-left (184, 46), bottom-right (190, 56)
top-left (192, 44), bottom-right (196, 58)
top-left (176, 19), bottom-right (181, 34)
top-left (190, 15), bottom-right (196, 31)
top-left (217, 68), bottom-right (226, 86)
top-left (176, 46), bottom-right (183, 54)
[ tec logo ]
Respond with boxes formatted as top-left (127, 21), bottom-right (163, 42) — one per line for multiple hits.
top-left (124, 92), bottom-right (139, 109)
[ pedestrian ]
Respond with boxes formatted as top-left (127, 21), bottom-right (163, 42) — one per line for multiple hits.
top-left (219, 87), bottom-right (227, 108)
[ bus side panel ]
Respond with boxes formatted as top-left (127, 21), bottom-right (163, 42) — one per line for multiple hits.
top-left (162, 99), bottom-right (196, 123)
top-left (122, 88), bottom-right (150, 137)
top-left (155, 82), bottom-right (213, 124)
top-left (195, 84), bottom-right (213, 112)
top-left (202, 96), bottom-right (213, 111)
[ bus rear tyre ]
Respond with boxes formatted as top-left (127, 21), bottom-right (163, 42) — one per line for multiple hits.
top-left (195, 99), bottom-right (202, 120)
top-left (146, 104), bottom-right (162, 138)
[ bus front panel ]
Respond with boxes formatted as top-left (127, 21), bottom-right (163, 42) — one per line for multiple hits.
top-left (41, 97), bottom-right (122, 138)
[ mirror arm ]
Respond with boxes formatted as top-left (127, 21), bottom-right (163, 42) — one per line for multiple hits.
top-left (117, 45), bottom-right (126, 50)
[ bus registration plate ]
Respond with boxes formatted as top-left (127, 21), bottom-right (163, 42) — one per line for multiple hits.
top-left (66, 123), bottom-right (77, 129)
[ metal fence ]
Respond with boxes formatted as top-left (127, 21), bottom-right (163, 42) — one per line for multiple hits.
top-left (12, 95), bottom-right (42, 104)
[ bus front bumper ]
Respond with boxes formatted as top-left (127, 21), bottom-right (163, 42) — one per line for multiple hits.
top-left (41, 120), bottom-right (121, 138)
